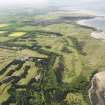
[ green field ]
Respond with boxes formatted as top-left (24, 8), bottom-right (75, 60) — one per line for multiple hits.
top-left (0, 10), bottom-right (105, 105)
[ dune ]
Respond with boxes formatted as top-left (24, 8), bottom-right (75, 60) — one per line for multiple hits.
top-left (91, 31), bottom-right (105, 40)
top-left (89, 71), bottom-right (105, 105)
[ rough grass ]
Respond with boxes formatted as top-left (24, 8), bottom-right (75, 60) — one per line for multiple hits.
top-left (20, 49), bottom-right (47, 58)
top-left (1, 13), bottom-right (105, 105)
top-left (0, 48), bottom-right (16, 69)
top-left (18, 61), bottom-right (38, 85)
top-left (0, 84), bottom-right (11, 104)
top-left (16, 26), bottom-right (42, 32)
top-left (41, 23), bottom-right (84, 83)
top-left (35, 36), bottom-right (64, 53)
top-left (0, 31), bottom-right (6, 34)
top-left (0, 24), bottom-right (9, 28)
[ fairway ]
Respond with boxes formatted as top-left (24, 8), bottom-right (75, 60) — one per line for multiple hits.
top-left (0, 9), bottom-right (105, 105)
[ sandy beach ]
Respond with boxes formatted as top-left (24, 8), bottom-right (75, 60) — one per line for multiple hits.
top-left (91, 31), bottom-right (105, 41)
top-left (77, 17), bottom-right (105, 41)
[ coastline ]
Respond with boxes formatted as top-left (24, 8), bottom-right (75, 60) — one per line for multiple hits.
top-left (76, 17), bottom-right (97, 30)
top-left (77, 17), bottom-right (105, 41)
top-left (77, 15), bottom-right (105, 105)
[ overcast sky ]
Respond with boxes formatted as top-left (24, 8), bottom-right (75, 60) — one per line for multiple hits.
top-left (0, 0), bottom-right (104, 8)
top-left (0, 0), bottom-right (102, 5)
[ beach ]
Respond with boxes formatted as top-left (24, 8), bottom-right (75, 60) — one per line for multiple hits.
top-left (91, 31), bottom-right (105, 40)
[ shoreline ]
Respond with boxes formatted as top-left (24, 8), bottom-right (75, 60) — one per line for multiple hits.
top-left (77, 17), bottom-right (105, 41)
top-left (76, 17), bottom-right (97, 31)
top-left (77, 16), bottom-right (105, 105)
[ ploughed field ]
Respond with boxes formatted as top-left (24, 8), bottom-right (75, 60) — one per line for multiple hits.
top-left (0, 11), bottom-right (105, 105)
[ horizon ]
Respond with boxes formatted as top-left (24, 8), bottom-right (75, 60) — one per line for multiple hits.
top-left (0, 0), bottom-right (105, 15)
top-left (0, 0), bottom-right (105, 105)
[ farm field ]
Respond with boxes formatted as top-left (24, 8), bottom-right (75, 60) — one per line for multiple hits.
top-left (0, 10), bottom-right (105, 105)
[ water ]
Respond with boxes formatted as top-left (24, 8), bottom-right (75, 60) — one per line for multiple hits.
top-left (77, 17), bottom-right (105, 32)
top-left (1, 0), bottom-right (105, 31)
top-left (52, 0), bottom-right (105, 15)
top-left (53, 0), bottom-right (105, 32)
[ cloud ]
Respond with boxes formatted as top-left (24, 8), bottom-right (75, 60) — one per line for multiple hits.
top-left (0, 0), bottom-right (103, 8)
top-left (0, 0), bottom-right (49, 8)
top-left (81, 0), bottom-right (100, 2)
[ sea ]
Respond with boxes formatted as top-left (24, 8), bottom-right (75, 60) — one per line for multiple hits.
top-left (56, 0), bottom-right (105, 31)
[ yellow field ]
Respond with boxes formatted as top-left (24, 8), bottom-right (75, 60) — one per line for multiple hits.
top-left (9, 32), bottom-right (26, 37)
top-left (0, 24), bottom-right (9, 28)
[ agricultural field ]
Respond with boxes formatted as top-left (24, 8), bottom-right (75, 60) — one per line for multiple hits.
top-left (0, 10), bottom-right (105, 105)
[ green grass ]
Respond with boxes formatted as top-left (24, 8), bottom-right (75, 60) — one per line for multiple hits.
top-left (0, 12), bottom-right (105, 105)
top-left (17, 61), bottom-right (38, 85)
top-left (16, 25), bottom-right (43, 32)
top-left (19, 49), bottom-right (47, 58)
top-left (0, 48), bottom-right (17, 69)
top-left (34, 12), bottom-right (61, 20)
top-left (0, 24), bottom-right (9, 28)
top-left (0, 83), bottom-right (11, 104)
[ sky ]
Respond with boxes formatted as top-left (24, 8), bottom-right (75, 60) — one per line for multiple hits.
top-left (0, 0), bottom-right (49, 7)
top-left (0, 0), bottom-right (104, 10)
top-left (0, 0), bottom-right (102, 6)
